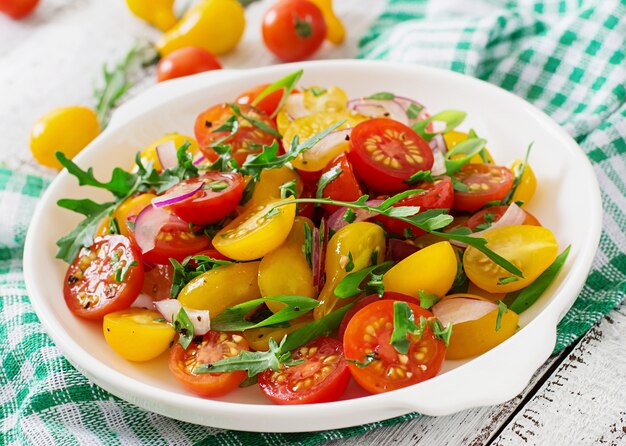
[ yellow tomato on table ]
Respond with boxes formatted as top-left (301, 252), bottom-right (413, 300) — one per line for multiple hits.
top-left (103, 309), bottom-right (175, 361)
top-left (213, 198), bottom-right (296, 261)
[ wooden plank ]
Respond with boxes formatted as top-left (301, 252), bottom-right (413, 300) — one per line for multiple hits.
top-left (491, 303), bottom-right (626, 446)
top-left (328, 355), bottom-right (563, 446)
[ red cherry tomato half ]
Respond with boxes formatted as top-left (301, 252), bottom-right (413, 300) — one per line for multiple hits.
top-left (194, 103), bottom-right (278, 165)
top-left (375, 176), bottom-right (454, 237)
top-left (167, 172), bottom-right (244, 225)
top-left (466, 205), bottom-right (541, 231)
top-left (0, 0), bottom-right (39, 19)
top-left (296, 183), bottom-right (317, 219)
top-left (64, 235), bottom-right (144, 320)
top-left (338, 292), bottom-right (419, 342)
top-left (236, 83), bottom-right (300, 118)
top-left (168, 331), bottom-right (249, 397)
top-left (141, 263), bottom-right (174, 301)
top-left (343, 300), bottom-right (446, 394)
top-left (129, 215), bottom-right (211, 265)
top-left (348, 118), bottom-right (434, 193)
top-left (262, 0), bottom-right (327, 62)
top-left (452, 164), bottom-right (514, 213)
top-left (156, 47), bottom-right (222, 83)
top-left (258, 337), bottom-right (350, 404)
top-left (319, 153), bottom-right (364, 213)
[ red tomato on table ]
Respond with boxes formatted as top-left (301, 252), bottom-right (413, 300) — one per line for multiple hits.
top-left (64, 235), bottom-right (144, 320)
top-left (258, 337), bottom-right (350, 404)
top-left (0, 0), bottom-right (39, 19)
top-left (452, 164), bottom-right (514, 213)
top-left (156, 47), bottom-right (222, 82)
top-left (343, 300), bottom-right (446, 394)
top-left (347, 118), bottom-right (434, 193)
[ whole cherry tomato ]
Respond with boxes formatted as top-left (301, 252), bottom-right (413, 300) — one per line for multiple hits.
top-left (156, 47), bottom-right (222, 82)
top-left (0, 0), bottom-right (39, 19)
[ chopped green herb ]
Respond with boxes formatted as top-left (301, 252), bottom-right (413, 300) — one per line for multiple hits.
top-left (108, 216), bottom-right (120, 235)
top-left (495, 300), bottom-right (508, 332)
top-left (302, 223), bottom-right (313, 269)
top-left (403, 227), bottom-right (415, 239)
top-left (412, 110), bottom-right (466, 142)
top-left (418, 290), bottom-right (440, 309)
top-left (498, 276), bottom-right (520, 285)
top-left (252, 70), bottom-right (303, 118)
top-left (346, 352), bottom-right (379, 368)
top-left (406, 102), bottom-right (423, 120)
top-left (367, 92), bottom-right (396, 100)
top-left (404, 170), bottom-right (434, 185)
top-left (501, 143), bottom-right (533, 205)
top-left (229, 103), bottom-right (282, 139)
top-left (445, 138), bottom-right (488, 175)
top-left (170, 255), bottom-right (233, 297)
top-left (173, 307), bottom-right (194, 349)
top-left (430, 319), bottom-right (453, 347)
top-left (345, 252), bottom-right (355, 272)
top-left (391, 301), bottom-right (417, 354)
top-left (206, 180), bottom-right (229, 192)
top-left (306, 87), bottom-right (327, 97)
top-left (450, 175), bottom-right (470, 192)
top-left (334, 261), bottom-right (394, 299)
top-left (343, 208), bottom-right (357, 223)
top-left (474, 211), bottom-right (495, 232)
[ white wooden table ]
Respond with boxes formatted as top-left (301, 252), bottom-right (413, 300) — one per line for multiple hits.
top-left (1, 1), bottom-right (624, 445)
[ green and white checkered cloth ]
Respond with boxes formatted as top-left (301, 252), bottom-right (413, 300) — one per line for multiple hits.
top-left (2, 0), bottom-right (626, 443)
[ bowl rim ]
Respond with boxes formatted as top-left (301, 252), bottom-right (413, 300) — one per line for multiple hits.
top-left (23, 59), bottom-right (602, 432)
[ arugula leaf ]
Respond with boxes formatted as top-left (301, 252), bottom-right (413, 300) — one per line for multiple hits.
top-left (404, 170), bottom-right (434, 185)
top-left (343, 208), bottom-right (357, 223)
top-left (444, 138), bottom-right (488, 175)
top-left (194, 337), bottom-right (302, 377)
top-left (474, 211), bottom-right (495, 232)
top-left (211, 295), bottom-right (319, 331)
top-left (495, 300), bottom-right (508, 332)
top-left (508, 245), bottom-right (571, 314)
top-left (281, 304), bottom-right (353, 352)
top-left (412, 110), bottom-right (466, 142)
top-left (316, 166), bottom-right (342, 200)
top-left (367, 92), bottom-right (395, 100)
top-left (229, 103), bottom-right (282, 139)
top-left (450, 175), bottom-right (470, 192)
top-left (379, 189), bottom-right (424, 210)
top-left (170, 255), bottom-right (234, 297)
top-left (346, 352), bottom-right (379, 368)
top-left (430, 319), bottom-right (453, 347)
top-left (418, 290), bottom-right (440, 309)
top-left (252, 70), bottom-right (303, 118)
top-left (302, 222), bottom-right (313, 269)
top-left (114, 260), bottom-right (138, 283)
top-left (391, 301), bottom-right (416, 355)
top-left (107, 216), bottom-right (120, 235)
top-left (173, 307), bottom-right (194, 349)
top-left (334, 261), bottom-right (394, 298)
top-left (279, 179), bottom-right (298, 199)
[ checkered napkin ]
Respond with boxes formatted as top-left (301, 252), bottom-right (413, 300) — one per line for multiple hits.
top-left (2, 0), bottom-right (626, 443)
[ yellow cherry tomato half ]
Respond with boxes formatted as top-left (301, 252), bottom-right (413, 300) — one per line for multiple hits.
top-left (30, 106), bottom-right (100, 170)
top-left (132, 134), bottom-right (199, 172)
top-left (259, 217), bottom-right (316, 313)
top-left (177, 262), bottom-right (261, 314)
top-left (464, 225), bottom-right (558, 294)
top-left (244, 315), bottom-right (313, 351)
top-left (384, 241), bottom-right (457, 298)
top-left (246, 166), bottom-right (302, 208)
top-left (443, 131), bottom-right (494, 164)
top-left (433, 294), bottom-right (519, 360)
top-left (213, 198), bottom-right (296, 261)
top-left (97, 193), bottom-right (156, 237)
top-left (510, 160), bottom-right (537, 207)
top-left (303, 86), bottom-right (349, 113)
top-left (103, 308), bottom-right (175, 362)
top-left (315, 222), bottom-right (386, 319)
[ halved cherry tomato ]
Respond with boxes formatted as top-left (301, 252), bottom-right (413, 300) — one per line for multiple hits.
top-left (156, 47), bottom-right (222, 83)
top-left (348, 118), bottom-right (434, 193)
top-left (344, 300), bottom-right (446, 393)
top-left (244, 315), bottom-right (312, 351)
top-left (444, 131), bottom-right (495, 164)
top-left (375, 176), bottom-right (454, 237)
top-left (258, 337), bottom-right (350, 404)
top-left (463, 225), bottom-right (558, 293)
top-left (168, 331), bottom-right (249, 397)
top-left (64, 235), bottom-right (144, 320)
top-left (213, 198), bottom-right (296, 261)
top-left (510, 160), bottom-right (537, 207)
top-left (466, 205), bottom-right (540, 231)
top-left (236, 84), bottom-right (299, 118)
top-left (141, 263), bottom-right (174, 301)
top-left (166, 172), bottom-right (244, 225)
top-left (132, 134), bottom-right (200, 173)
top-left (319, 153), bottom-right (364, 213)
top-left (262, 0), bottom-right (327, 62)
top-left (246, 165), bottom-right (302, 208)
top-left (338, 292), bottom-right (419, 341)
top-left (130, 213), bottom-right (211, 265)
top-left (452, 164), bottom-right (514, 213)
top-left (194, 103), bottom-right (278, 165)
top-left (296, 183), bottom-right (317, 219)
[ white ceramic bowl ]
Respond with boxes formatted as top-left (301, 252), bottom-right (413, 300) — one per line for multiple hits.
top-left (24, 60), bottom-right (601, 432)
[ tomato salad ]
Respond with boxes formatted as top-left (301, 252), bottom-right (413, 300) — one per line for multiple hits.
top-left (56, 70), bottom-right (570, 405)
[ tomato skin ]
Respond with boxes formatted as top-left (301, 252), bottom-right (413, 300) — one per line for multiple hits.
top-left (452, 164), bottom-right (514, 213)
top-left (344, 300), bottom-right (446, 394)
top-left (338, 292), bottom-right (419, 342)
top-left (236, 84), bottom-right (298, 118)
top-left (348, 118), bottom-right (434, 193)
top-left (64, 235), bottom-right (144, 320)
top-left (194, 103), bottom-right (278, 165)
top-left (141, 263), bottom-right (174, 301)
top-left (0, 0), bottom-right (39, 19)
top-left (262, 0), bottom-right (327, 62)
top-left (319, 154), bottom-right (364, 213)
top-left (168, 331), bottom-right (249, 397)
top-left (156, 47), bottom-right (222, 82)
top-left (375, 176), bottom-right (454, 237)
top-left (258, 337), bottom-right (350, 404)
top-left (466, 205), bottom-right (540, 231)
top-left (166, 172), bottom-right (244, 225)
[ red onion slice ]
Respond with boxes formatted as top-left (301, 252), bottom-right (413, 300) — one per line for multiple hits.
top-left (155, 140), bottom-right (178, 170)
top-left (154, 299), bottom-right (211, 335)
top-left (312, 226), bottom-right (321, 290)
top-left (285, 93), bottom-right (308, 120)
top-left (347, 99), bottom-right (409, 125)
top-left (152, 181), bottom-right (203, 208)
top-left (452, 203), bottom-right (527, 248)
top-left (327, 199), bottom-right (384, 232)
top-left (134, 205), bottom-right (181, 254)
top-left (432, 297), bottom-right (497, 326)
top-left (388, 238), bottom-right (420, 262)
top-left (192, 154), bottom-right (206, 166)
